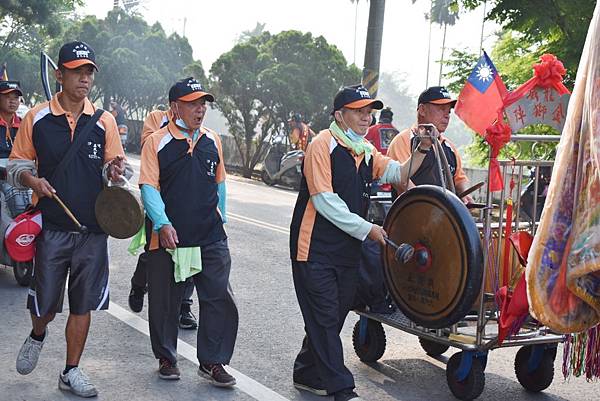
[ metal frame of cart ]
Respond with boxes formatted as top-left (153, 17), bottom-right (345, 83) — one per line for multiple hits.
top-left (353, 134), bottom-right (564, 400)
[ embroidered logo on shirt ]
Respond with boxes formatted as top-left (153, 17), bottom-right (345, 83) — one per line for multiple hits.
top-left (207, 159), bottom-right (217, 177)
top-left (87, 141), bottom-right (102, 160)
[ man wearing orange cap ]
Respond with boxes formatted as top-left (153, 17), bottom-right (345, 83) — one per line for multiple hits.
top-left (139, 77), bottom-right (237, 386)
top-left (387, 86), bottom-right (472, 202)
top-left (290, 84), bottom-right (434, 401)
top-left (0, 80), bottom-right (22, 159)
top-left (9, 41), bottom-right (128, 398)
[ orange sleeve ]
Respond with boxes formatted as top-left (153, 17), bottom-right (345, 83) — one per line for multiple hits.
top-left (9, 109), bottom-right (36, 160)
top-left (141, 110), bottom-right (166, 146)
top-left (101, 111), bottom-right (125, 162)
top-left (386, 129), bottom-right (412, 163)
top-left (447, 140), bottom-right (469, 186)
top-left (304, 132), bottom-right (333, 195)
top-left (213, 132), bottom-right (227, 183)
top-left (371, 148), bottom-right (391, 180)
top-left (139, 132), bottom-right (161, 188)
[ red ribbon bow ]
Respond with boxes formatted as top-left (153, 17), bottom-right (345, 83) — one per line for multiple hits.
top-left (484, 118), bottom-right (512, 192)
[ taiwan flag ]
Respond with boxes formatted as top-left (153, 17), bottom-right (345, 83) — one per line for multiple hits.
top-left (455, 51), bottom-right (507, 135)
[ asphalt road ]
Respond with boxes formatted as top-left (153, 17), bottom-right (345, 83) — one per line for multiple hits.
top-left (0, 154), bottom-right (595, 401)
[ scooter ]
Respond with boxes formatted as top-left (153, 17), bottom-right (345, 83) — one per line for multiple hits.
top-left (0, 159), bottom-right (33, 286)
top-left (519, 165), bottom-right (552, 225)
top-left (261, 134), bottom-right (304, 190)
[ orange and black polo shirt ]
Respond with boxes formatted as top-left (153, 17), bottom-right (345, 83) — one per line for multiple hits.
top-left (0, 113), bottom-right (20, 158)
top-left (10, 94), bottom-right (124, 232)
top-left (290, 129), bottom-right (390, 267)
top-left (387, 127), bottom-right (468, 187)
top-left (141, 109), bottom-right (172, 146)
top-left (139, 120), bottom-right (226, 248)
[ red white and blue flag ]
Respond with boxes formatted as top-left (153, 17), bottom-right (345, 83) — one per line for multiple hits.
top-left (455, 51), bottom-right (507, 135)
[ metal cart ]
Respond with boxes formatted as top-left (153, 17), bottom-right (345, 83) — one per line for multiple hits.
top-left (353, 135), bottom-right (564, 400)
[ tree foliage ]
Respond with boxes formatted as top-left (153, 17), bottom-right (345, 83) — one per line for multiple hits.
top-left (53, 10), bottom-right (205, 120)
top-left (442, 0), bottom-right (593, 166)
top-left (210, 30), bottom-right (360, 177)
top-left (458, 0), bottom-right (595, 87)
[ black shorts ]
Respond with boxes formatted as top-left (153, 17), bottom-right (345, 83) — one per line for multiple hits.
top-left (27, 229), bottom-right (109, 316)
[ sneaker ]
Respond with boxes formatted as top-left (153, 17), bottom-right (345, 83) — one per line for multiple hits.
top-left (334, 389), bottom-right (362, 401)
top-left (293, 379), bottom-right (328, 396)
top-left (58, 367), bottom-right (98, 398)
top-left (198, 363), bottom-right (236, 387)
top-left (128, 284), bottom-right (145, 313)
top-left (16, 332), bottom-right (46, 375)
top-left (179, 308), bottom-right (198, 330)
top-left (158, 357), bottom-right (181, 380)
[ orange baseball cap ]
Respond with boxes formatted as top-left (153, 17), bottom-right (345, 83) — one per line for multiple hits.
top-left (58, 41), bottom-right (98, 71)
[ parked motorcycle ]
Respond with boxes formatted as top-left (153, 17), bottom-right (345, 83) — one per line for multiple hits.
top-left (0, 160), bottom-right (33, 286)
top-left (519, 165), bottom-right (552, 225)
top-left (261, 134), bottom-right (304, 190)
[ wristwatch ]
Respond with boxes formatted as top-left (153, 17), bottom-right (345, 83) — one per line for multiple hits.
top-left (417, 146), bottom-right (430, 154)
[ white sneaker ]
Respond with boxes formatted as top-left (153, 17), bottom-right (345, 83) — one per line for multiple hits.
top-left (59, 367), bottom-right (98, 398)
top-left (16, 332), bottom-right (46, 375)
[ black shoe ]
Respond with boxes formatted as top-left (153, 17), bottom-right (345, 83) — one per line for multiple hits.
top-left (128, 284), bottom-right (145, 313)
top-left (179, 308), bottom-right (198, 330)
top-left (158, 357), bottom-right (180, 380)
top-left (198, 363), bottom-right (236, 387)
top-left (293, 379), bottom-right (328, 396)
top-left (334, 389), bottom-right (362, 401)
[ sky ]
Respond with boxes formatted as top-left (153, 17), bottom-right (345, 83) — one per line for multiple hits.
top-left (79, 0), bottom-right (500, 97)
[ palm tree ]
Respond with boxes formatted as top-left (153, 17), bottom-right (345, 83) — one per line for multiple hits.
top-left (430, 0), bottom-right (459, 85)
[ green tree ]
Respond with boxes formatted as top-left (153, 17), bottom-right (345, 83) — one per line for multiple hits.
top-left (53, 10), bottom-right (205, 120)
top-left (458, 0), bottom-right (595, 87)
top-left (210, 30), bottom-right (360, 178)
top-left (0, 1), bottom-right (82, 104)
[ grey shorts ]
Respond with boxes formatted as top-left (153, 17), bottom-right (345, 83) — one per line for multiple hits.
top-left (27, 229), bottom-right (110, 317)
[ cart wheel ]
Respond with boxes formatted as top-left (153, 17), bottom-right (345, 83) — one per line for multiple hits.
top-left (13, 261), bottom-right (32, 287)
top-left (514, 345), bottom-right (556, 392)
top-left (352, 318), bottom-right (386, 362)
top-left (419, 337), bottom-right (450, 356)
top-left (446, 352), bottom-right (485, 400)
top-left (261, 170), bottom-right (275, 186)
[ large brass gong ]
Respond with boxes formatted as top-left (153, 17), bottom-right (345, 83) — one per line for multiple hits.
top-left (95, 186), bottom-right (144, 239)
top-left (383, 185), bottom-right (483, 328)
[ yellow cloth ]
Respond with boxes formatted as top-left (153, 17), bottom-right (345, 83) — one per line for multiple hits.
top-left (166, 247), bottom-right (202, 283)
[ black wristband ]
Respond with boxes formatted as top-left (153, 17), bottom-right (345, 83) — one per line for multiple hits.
top-left (417, 146), bottom-right (430, 154)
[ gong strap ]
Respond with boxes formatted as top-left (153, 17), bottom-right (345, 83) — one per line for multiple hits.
top-left (49, 108), bottom-right (104, 185)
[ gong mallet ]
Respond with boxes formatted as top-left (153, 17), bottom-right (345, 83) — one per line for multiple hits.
top-left (384, 237), bottom-right (431, 267)
top-left (52, 193), bottom-right (88, 233)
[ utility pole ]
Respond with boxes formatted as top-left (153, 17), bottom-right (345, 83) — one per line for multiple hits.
top-left (362, 0), bottom-right (385, 97)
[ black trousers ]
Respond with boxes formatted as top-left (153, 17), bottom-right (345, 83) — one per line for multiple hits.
top-left (131, 251), bottom-right (195, 305)
top-left (146, 239), bottom-right (238, 364)
top-left (292, 260), bottom-right (358, 394)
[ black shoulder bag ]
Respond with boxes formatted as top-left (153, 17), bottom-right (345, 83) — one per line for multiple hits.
top-left (48, 109), bottom-right (104, 184)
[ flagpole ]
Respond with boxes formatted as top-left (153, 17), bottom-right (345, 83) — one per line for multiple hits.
top-left (479, 0), bottom-right (487, 56)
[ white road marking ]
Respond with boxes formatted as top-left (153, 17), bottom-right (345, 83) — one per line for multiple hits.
top-left (106, 301), bottom-right (291, 401)
top-left (228, 213), bottom-right (290, 235)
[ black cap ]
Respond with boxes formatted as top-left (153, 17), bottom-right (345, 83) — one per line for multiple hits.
top-left (332, 84), bottom-right (384, 114)
top-left (417, 86), bottom-right (456, 108)
top-left (168, 77), bottom-right (215, 103)
top-left (0, 80), bottom-right (22, 96)
top-left (58, 41), bottom-right (98, 71)
top-left (379, 107), bottom-right (393, 123)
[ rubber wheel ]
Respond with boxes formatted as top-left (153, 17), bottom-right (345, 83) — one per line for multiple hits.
top-left (261, 170), bottom-right (276, 186)
top-left (514, 346), bottom-right (555, 392)
top-left (446, 352), bottom-right (485, 400)
top-left (419, 337), bottom-right (450, 356)
top-left (13, 261), bottom-right (32, 287)
top-left (352, 319), bottom-right (386, 362)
